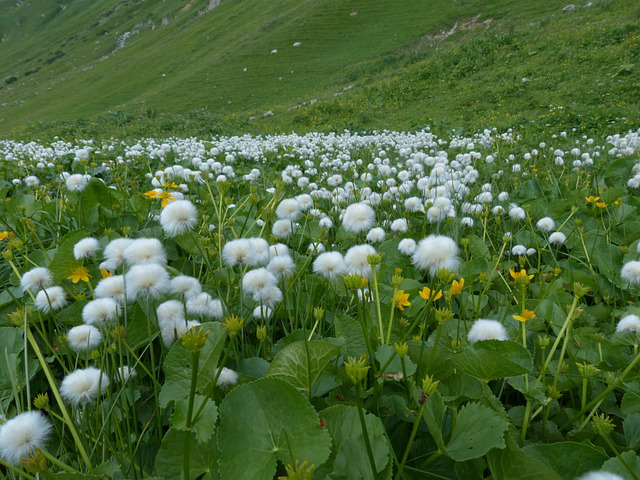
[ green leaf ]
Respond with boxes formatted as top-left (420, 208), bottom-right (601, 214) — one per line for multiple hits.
top-left (453, 340), bottom-right (533, 381)
top-left (624, 414), bottom-right (640, 448)
top-left (159, 322), bottom-right (227, 407)
top-left (486, 435), bottom-right (561, 480)
top-left (445, 402), bottom-right (509, 461)
top-left (318, 405), bottom-right (391, 479)
top-left (266, 340), bottom-right (339, 396)
top-left (334, 313), bottom-right (368, 357)
top-left (218, 378), bottom-right (331, 480)
top-left (375, 344), bottom-right (416, 377)
top-left (155, 427), bottom-right (219, 480)
top-left (523, 442), bottom-right (609, 479)
top-left (171, 394), bottom-right (218, 444)
top-left (421, 391), bottom-right (447, 453)
top-left (601, 450), bottom-right (640, 479)
top-left (48, 229), bottom-right (89, 283)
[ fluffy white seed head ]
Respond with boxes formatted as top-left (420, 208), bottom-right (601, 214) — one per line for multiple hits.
top-left (82, 298), bottom-right (119, 326)
top-left (160, 199), bottom-right (198, 237)
top-left (125, 264), bottom-right (170, 300)
top-left (170, 276), bottom-right (202, 299)
top-left (243, 268), bottom-right (277, 295)
top-left (34, 286), bottom-right (67, 313)
top-left (253, 285), bottom-right (283, 307)
top-left (366, 227), bottom-right (386, 243)
top-left (123, 238), bottom-right (167, 266)
top-left (342, 203), bottom-right (375, 233)
top-left (222, 239), bottom-right (252, 267)
top-left (617, 314), bottom-right (640, 333)
top-left (536, 217), bottom-right (555, 232)
top-left (103, 238), bottom-right (134, 268)
top-left (577, 472), bottom-right (624, 480)
top-left (267, 255), bottom-right (296, 280)
top-left (398, 238), bottom-right (417, 255)
top-left (313, 252), bottom-right (346, 280)
top-left (156, 300), bottom-right (185, 330)
top-left (67, 325), bottom-right (102, 352)
top-left (467, 319), bottom-right (508, 343)
top-left (269, 243), bottom-right (290, 258)
top-left (246, 238), bottom-right (270, 266)
top-left (548, 232), bottom-right (566, 246)
top-left (73, 237), bottom-right (100, 260)
top-left (412, 235), bottom-right (460, 276)
top-left (272, 219), bottom-right (295, 239)
top-left (0, 411), bottom-right (52, 465)
top-left (216, 367), bottom-right (238, 387)
top-left (94, 275), bottom-right (125, 303)
top-left (344, 244), bottom-right (376, 278)
top-left (276, 198), bottom-right (302, 221)
top-left (161, 320), bottom-right (200, 347)
top-left (66, 174), bottom-right (88, 192)
top-left (20, 267), bottom-right (52, 293)
top-left (60, 367), bottom-right (110, 405)
top-left (621, 261), bottom-right (640, 284)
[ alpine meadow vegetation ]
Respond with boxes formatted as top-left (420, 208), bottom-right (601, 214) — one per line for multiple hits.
top-left (0, 128), bottom-right (640, 479)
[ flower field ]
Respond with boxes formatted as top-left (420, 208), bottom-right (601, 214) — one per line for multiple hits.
top-left (1, 126), bottom-right (640, 479)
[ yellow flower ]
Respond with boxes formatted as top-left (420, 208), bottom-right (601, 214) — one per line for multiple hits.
top-left (513, 310), bottom-right (536, 323)
top-left (144, 189), bottom-right (159, 198)
top-left (100, 268), bottom-right (113, 278)
top-left (162, 181), bottom-right (179, 189)
top-left (595, 202), bottom-right (608, 209)
top-left (585, 196), bottom-right (600, 203)
top-left (450, 278), bottom-right (464, 295)
top-left (67, 266), bottom-right (91, 284)
top-left (509, 269), bottom-right (533, 282)
top-left (0, 231), bottom-right (15, 241)
top-left (157, 191), bottom-right (176, 208)
top-left (419, 287), bottom-right (443, 301)
top-left (614, 198), bottom-right (622, 206)
top-left (395, 290), bottom-right (411, 312)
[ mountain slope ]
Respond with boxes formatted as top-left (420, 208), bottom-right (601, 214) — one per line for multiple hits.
top-left (0, 0), bottom-right (638, 137)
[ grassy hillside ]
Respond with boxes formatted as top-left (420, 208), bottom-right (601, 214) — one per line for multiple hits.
top-left (0, 0), bottom-right (638, 138)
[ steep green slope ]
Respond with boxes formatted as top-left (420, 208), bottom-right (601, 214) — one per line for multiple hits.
top-left (0, 0), bottom-right (638, 138)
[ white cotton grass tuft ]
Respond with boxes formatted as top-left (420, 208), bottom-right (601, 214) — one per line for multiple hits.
top-left (156, 300), bottom-right (185, 330)
top-left (170, 275), bottom-right (202, 299)
top-left (73, 237), bottom-right (100, 260)
top-left (366, 227), bottom-right (386, 243)
top-left (116, 366), bottom-right (137, 383)
top-left (272, 219), bottom-right (295, 239)
top-left (548, 232), bottom-right (566, 246)
top-left (103, 238), bottom-right (134, 269)
top-left (82, 298), bottom-right (119, 326)
top-left (616, 314), bottom-right (640, 334)
top-left (161, 319), bottom-right (200, 347)
top-left (123, 238), bottom-right (166, 266)
top-left (222, 239), bottom-right (252, 267)
top-left (345, 244), bottom-right (376, 278)
top-left (125, 264), bottom-right (170, 300)
top-left (60, 367), bottom-right (110, 405)
top-left (577, 472), bottom-right (624, 480)
top-left (269, 243), bottom-right (290, 258)
top-left (20, 267), bottom-right (52, 293)
top-left (34, 286), bottom-right (67, 313)
top-left (398, 238), bottom-right (417, 255)
top-left (276, 198), bottom-right (302, 221)
top-left (67, 325), bottom-right (102, 352)
top-left (253, 285), bottom-right (283, 307)
top-left (65, 174), bottom-right (88, 192)
top-left (267, 255), bottom-right (296, 280)
top-left (243, 268), bottom-right (277, 295)
top-left (247, 238), bottom-right (271, 266)
top-left (94, 275), bottom-right (125, 303)
top-left (508, 206), bottom-right (526, 221)
top-left (536, 217), bottom-right (555, 232)
top-left (0, 411), bottom-right (52, 465)
top-left (342, 203), bottom-right (375, 233)
top-left (467, 319), bottom-right (508, 343)
top-left (160, 199), bottom-right (198, 237)
top-left (412, 235), bottom-right (460, 276)
top-left (313, 252), bottom-right (347, 280)
top-left (216, 367), bottom-right (238, 387)
top-left (621, 261), bottom-right (640, 284)
top-left (186, 293), bottom-right (224, 319)
top-left (253, 305), bottom-right (273, 319)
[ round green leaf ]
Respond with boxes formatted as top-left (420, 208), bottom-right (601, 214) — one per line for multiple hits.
top-left (446, 402), bottom-right (509, 461)
top-left (218, 378), bottom-right (331, 480)
top-left (453, 340), bottom-right (533, 381)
